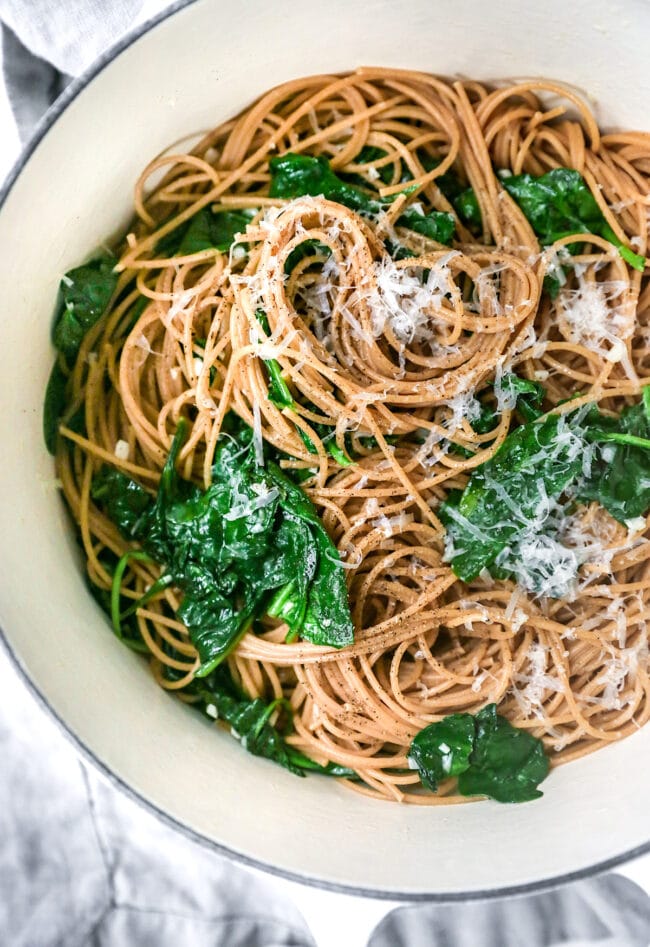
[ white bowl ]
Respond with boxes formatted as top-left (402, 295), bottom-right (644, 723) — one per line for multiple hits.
top-left (1, 0), bottom-right (650, 899)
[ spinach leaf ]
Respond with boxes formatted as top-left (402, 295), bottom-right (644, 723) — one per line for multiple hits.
top-left (579, 388), bottom-right (650, 523)
top-left (284, 749), bottom-right (359, 779)
top-left (441, 390), bottom-right (650, 590)
top-left (495, 373), bottom-right (545, 422)
top-left (408, 704), bottom-right (549, 802)
top-left (397, 207), bottom-right (455, 245)
top-left (44, 258), bottom-right (127, 452)
top-left (179, 208), bottom-right (255, 254)
top-left (269, 153), bottom-right (455, 245)
top-left (454, 187), bottom-right (482, 232)
top-left (52, 257), bottom-right (118, 359)
top-left (502, 168), bottom-right (645, 272)
top-left (457, 705), bottom-right (550, 803)
top-left (156, 207), bottom-right (255, 257)
top-left (284, 239), bottom-right (331, 274)
top-left (300, 523), bottom-right (355, 647)
top-left (197, 672), bottom-right (304, 775)
top-left (179, 588), bottom-right (257, 678)
top-left (435, 168), bottom-right (482, 232)
top-left (93, 416), bottom-right (354, 674)
top-left (43, 362), bottom-right (68, 454)
top-left (196, 669), bottom-right (358, 778)
top-left (265, 515), bottom-right (317, 637)
top-left (408, 713), bottom-right (475, 791)
top-left (91, 466), bottom-right (154, 538)
top-left (254, 310), bottom-right (294, 410)
top-left (266, 460), bottom-right (354, 648)
top-left (440, 413), bottom-right (584, 582)
top-left (270, 153), bottom-right (374, 212)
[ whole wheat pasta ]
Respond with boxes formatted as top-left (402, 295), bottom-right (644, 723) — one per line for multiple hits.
top-left (52, 69), bottom-right (650, 803)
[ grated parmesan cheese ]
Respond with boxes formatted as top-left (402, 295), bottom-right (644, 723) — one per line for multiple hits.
top-left (368, 251), bottom-right (460, 345)
top-left (511, 643), bottom-right (565, 719)
top-left (556, 276), bottom-right (635, 378)
top-left (371, 511), bottom-right (413, 538)
top-left (114, 440), bottom-right (130, 461)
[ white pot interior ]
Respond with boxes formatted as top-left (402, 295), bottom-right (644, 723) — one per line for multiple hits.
top-left (1, 0), bottom-right (649, 897)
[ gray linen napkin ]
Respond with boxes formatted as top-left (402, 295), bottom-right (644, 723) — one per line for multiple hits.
top-left (367, 877), bottom-right (650, 947)
top-left (0, 646), bottom-right (315, 947)
top-left (1, 0), bottom-right (143, 140)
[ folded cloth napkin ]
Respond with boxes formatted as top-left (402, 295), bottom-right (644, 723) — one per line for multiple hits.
top-left (1, 0), bottom-right (146, 139)
top-left (367, 877), bottom-right (650, 947)
top-left (2, 5), bottom-right (650, 946)
top-left (0, 646), bottom-right (315, 947)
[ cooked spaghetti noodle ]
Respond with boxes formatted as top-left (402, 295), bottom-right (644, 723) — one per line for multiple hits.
top-left (53, 68), bottom-right (650, 803)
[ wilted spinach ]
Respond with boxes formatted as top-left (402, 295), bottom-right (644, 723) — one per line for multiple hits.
top-left (92, 466), bottom-right (153, 538)
top-left (441, 389), bottom-right (650, 587)
top-left (502, 168), bottom-right (645, 272)
top-left (269, 153), bottom-right (455, 245)
top-left (51, 257), bottom-right (119, 359)
top-left (155, 207), bottom-right (256, 257)
top-left (92, 416), bottom-right (354, 675)
top-left (495, 373), bottom-right (546, 423)
top-left (44, 256), bottom-right (119, 453)
top-left (43, 362), bottom-right (69, 455)
top-left (440, 412), bottom-right (583, 582)
top-left (579, 387), bottom-right (650, 522)
top-left (196, 667), bottom-right (358, 778)
top-left (408, 704), bottom-right (549, 803)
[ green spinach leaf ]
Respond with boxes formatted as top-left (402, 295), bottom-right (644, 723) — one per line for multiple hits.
top-left (284, 239), bottom-right (331, 274)
top-left (52, 257), bottom-right (118, 359)
top-left (434, 168), bottom-right (482, 232)
top-left (408, 704), bottom-right (549, 802)
top-left (43, 362), bottom-right (68, 454)
top-left (93, 416), bottom-right (354, 674)
top-left (579, 387), bottom-right (650, 522)
top-left (502, 168), bottom-right (645, 272)
top-left (441, 390), bottom-right (650, 591)
top-left (156, 207), bottom-right (255, 257)
top-left (284, 749), bottom-right (359, 779)
top-left (440, 412), bottom-right (583, 582)
top-left (397, 207), bottom-right (456, 244)
top-left (495, 373), bottom-right (546, 422)
top-left (457, 704), bottom-right (550, 803)
top-left (91, 466), bottom-right (154, 538)
top-left (408, 713), bottom-right (475, 791)
top-left (197, 671), bottom-right (304, 775)
top-left (269, 153), bottom-right (455, 245)
top-left (197, 668), bottom-right (358, 778)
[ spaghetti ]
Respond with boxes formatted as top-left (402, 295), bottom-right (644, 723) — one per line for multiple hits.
top-left (53, 69), bottom-right (650, 803)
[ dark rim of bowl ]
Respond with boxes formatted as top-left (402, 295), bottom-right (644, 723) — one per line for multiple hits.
top-left (1, 0), bottom-right (649, 903)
